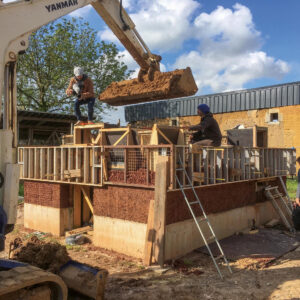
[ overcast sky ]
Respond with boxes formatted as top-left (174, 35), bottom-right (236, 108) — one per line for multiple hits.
top-left (4, 0), bottom-right (300, 124)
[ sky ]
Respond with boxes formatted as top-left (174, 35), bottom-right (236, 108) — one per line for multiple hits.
top-left (4, 0), bottom-right (300, 124)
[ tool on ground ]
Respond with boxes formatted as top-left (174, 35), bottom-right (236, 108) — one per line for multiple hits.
top-left (264, 176), bottom-right (295, 233)
top-left (175, 154), bottom-right (232, 279)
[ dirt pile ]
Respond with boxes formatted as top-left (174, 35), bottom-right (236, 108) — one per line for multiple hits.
top-left (99, 68), bottom-right (198, 106)
top-left (12, 236), bottom-right (70, 273)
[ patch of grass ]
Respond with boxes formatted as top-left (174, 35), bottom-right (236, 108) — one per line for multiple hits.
top-left (12, 224), bottom-right (20, 235)
top-left (19, 182), bottom-right (24, 197)
top-left (183, 258), bottom-right (193, 266)
top-left (66, 245), bottom-right (82, 252)
top-left (286, 177), bottom-right (298, 199)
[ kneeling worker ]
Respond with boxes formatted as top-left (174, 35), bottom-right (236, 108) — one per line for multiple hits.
top-left (188, 104), bottom-right (222, 146)
top-left (66, 67), bottom-right (95, 126)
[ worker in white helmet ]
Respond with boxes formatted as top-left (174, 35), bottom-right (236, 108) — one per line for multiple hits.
top-left (66, 67), bottom-right (95, 125)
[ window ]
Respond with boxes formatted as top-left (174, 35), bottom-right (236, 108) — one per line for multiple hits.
top-left (270, 113), bottom-right (279, 122)
top-left (171, 119), bottom-right (178, 126)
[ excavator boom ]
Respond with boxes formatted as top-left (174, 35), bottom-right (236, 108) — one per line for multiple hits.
top-left (92, 0), bottom-right (198, 105)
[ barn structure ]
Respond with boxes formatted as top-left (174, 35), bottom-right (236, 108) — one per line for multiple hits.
top-left (125, 81), bottom-right (300, 157)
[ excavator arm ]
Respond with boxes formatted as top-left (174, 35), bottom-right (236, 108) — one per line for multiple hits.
top-left (0, 0), bottom-right (197, 223)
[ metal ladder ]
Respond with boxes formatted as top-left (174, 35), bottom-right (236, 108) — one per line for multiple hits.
top-left (175, 154), bottom-right (232, 279)
top-left (264, 176), bottom-right (294, 232)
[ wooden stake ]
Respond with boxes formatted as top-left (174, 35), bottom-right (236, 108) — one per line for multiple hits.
top-left (143, 199), bottom-right (155, 266)
top-left (73, 185), bottom-right (81, 228)
top-left (152, 156), bottom-right (168, 266)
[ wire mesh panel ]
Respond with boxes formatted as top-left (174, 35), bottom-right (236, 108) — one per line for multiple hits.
top-left (104, 146), bottom-right (172, 186)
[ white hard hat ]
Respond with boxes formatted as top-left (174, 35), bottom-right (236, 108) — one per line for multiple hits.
top-left (74, 66), bottom-right (83, 77)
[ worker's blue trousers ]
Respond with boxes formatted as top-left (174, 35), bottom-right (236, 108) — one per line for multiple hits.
top-left (74, 98), bottom-right (95, 121)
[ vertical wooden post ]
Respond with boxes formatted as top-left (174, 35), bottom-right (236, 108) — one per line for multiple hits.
top-left (143, 199), bottom-right (155, 266)
top-left (253, 125), bottom-right (257, 147)
top-left (73, 185), bottom-right (81, 228)
top-left (82, 186), bottom-right (91, 224)
top-left (152, 156), bottom-right (168, 266)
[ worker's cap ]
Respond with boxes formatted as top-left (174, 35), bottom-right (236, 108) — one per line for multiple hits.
top-left (197, 104), bottom-right (210, 114)
top-left (74, 67), bottom-right (84, 77)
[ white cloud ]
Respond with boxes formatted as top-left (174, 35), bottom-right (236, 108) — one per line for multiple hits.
top-left (69, 5), bottom-right (93, 17)
top-left (173, 3), bottom-right (289, 93)
top-left (99, 1), bottom-right (289, 94)
top-left (99, 0), bottom-right (200, 52)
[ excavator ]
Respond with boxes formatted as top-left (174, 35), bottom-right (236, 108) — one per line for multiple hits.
top-left (0, 0), bottom-right (197, 299)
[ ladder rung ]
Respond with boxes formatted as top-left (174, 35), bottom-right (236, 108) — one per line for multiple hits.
top-left (176, 168), bottom-right (185, 171)
top-left (188, 201), bottom-right (199, 205)
top-left (215, 254), bottom-right (224, 261)
top-left (206, 235), bottom-right (216, 243)
top-left (273, 193), bottom-right (283, 198)
top-left (197, 216), bottom-right (208, 223)
top-left (265, 186), bottom-right (279, 191)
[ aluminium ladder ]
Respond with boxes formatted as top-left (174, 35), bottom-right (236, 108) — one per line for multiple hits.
top-left (264, 177), bottom-right (295, 233)
top-left (175, 154), bottom-right (232, 279)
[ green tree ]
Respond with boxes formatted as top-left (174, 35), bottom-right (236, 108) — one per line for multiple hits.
top-left (17, 17), bottom-right (132, 119)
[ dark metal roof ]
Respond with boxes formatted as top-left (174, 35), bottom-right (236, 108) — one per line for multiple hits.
top-left (17, 110), bottom-right (79, 121)
top-left (125, 81), bottom-right (300, 122)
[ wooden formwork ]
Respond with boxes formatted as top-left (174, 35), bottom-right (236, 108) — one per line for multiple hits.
top-left (174, 145), bottom-right (296, 189)
top-left (18, 146), bottom-right (103, 186)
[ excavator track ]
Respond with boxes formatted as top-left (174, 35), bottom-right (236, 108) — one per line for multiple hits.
top-left (0, 264), bottom-right (67, 300)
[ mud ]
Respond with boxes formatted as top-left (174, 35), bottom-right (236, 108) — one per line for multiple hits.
top-left (108, 169), bottom-right (155, 185)
top-left (12, 236), bottom-right (70, 273)
top-left (24, 181), bottom-right (71, 208)
top-left (166, 180), bottom-right (257, 225)
top-left (93, 186), bottom-right (154, 223)
top-left (99, 68), bottom-right (198, 106)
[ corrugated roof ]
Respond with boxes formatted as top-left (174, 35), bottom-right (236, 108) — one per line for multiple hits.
top-left (125, 81), bottom-right (300, 122)
top-left (17, 110), bottom-right (79, 121)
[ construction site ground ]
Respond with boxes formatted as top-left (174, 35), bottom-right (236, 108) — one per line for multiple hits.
top-left (1, 203), bottom-right (300, 300)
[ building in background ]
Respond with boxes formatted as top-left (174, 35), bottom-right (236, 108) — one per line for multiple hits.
top-left (125, 81), bottom-right (300, 157)
top-left (1, 110), bottom-right (82, 145)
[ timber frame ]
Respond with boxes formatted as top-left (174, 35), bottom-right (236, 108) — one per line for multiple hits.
top-left (19, 123), bottom-right (297, 265)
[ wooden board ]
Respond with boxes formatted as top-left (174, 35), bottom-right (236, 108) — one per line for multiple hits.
top-left (152, 156), bottom-right (168, 266)
top-left (73, 185), bottom-right (81, 228)
top-left (143, 200), bottom-right (155, 266)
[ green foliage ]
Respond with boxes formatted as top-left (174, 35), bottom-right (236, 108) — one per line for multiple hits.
top-left (287, 177), bottom-right (298, 199)
top-left (19, 182), bottom-right (24, 197)
top-left (17, 18), bottom-right (132, 119)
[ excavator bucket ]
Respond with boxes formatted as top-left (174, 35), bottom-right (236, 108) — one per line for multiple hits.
top-left (99, 67), bottom-right (198, 106)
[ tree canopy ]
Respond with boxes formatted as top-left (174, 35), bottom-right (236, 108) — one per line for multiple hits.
top-left (17, 17), bottom-right (132, 119)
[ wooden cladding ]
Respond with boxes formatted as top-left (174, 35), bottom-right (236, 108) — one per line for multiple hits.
top-left (18, 146), bottom-right (103, 186)
top-left (18, 145), bottom-right (296, 189)
top-left (174, 145), bottom-right (296, 188)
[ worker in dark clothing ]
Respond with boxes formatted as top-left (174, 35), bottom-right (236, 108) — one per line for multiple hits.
top-left (292, 156), bottom-right (300, 230)
top-left (295, 157), bottom-right (300, 207)
top-left (188, 104), bottom-right (222, 146)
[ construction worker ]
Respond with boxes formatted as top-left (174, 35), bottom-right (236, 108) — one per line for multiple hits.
top-left (66, 67), bottom-right (95, 125)
top-left (296, 156), bottom-right (300, 207)
top-left (292, 156), bottom-right (300, 230)
top-left (187, 104), bottom-right (222, 146)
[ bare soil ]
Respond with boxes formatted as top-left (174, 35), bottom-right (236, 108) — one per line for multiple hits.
top-left (11, 235), bottom-right (70, 274)
top-left (1, 204), bottom-right (300, 300)
top-left (99, 69), bottom-right (197, 106)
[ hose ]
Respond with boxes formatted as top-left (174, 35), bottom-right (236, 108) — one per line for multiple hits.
top-left (120, 0), bottom-right (130, 31)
